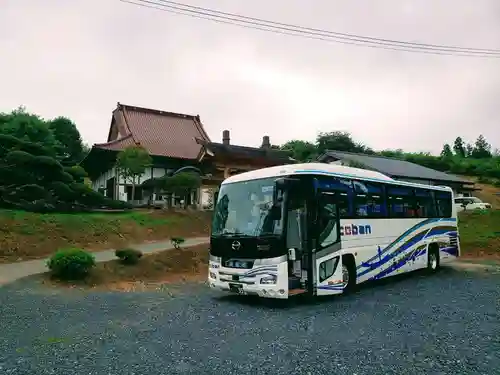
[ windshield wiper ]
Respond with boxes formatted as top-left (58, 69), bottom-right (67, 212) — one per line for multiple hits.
top-left (212, 231), bottom-right (254, 238)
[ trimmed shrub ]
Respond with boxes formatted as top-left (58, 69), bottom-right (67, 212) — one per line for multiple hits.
top-left (64, 165), bottom-right (87, 183)
top-left (100, 198), bottom-right (132, 210)
top-left (171, 237), bottom-right (185, 249)
top-left (47, 248), bottom-right (96, 280)
top-left (115, 248), bottom-right (143, 265)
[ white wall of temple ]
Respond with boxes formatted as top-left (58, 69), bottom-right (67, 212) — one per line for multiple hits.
top-left (91, 167), bottom-right (219, 208)
top-left (91, 166), bottom-right (169, 202)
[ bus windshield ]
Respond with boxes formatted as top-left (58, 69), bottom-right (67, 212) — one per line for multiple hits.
top-left (212, 178), bottom-right (283, 237)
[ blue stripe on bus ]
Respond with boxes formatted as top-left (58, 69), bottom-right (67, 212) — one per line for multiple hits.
top-left (356, 218), bottom-right (456, 271)
top-left (370, 246), bottom-right (428, 280)
top-left (357, 224), bottom-right (457, 278)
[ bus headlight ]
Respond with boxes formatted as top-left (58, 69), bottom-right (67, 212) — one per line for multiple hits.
top-left (209, 272), bottom-right (217, 279)
top-left (260, 275), bottom-right (277, 285)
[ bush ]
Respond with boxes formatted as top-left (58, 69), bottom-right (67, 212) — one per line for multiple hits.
top-left (115, 248), bottom-right (143, 265)
top-left (47, 248), bottom-right (96, 280)
top-left (64, 165), bottom-right (87, 183)
top-left (102, 198), bottom-right (132, 210)
top-left (171, 237), bottom-right (185, 249)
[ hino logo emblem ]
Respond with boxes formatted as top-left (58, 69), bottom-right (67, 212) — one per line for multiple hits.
top-left (231, 241), bottom-right (241, 251)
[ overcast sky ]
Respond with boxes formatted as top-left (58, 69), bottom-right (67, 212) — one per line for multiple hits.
top-left (1, 0), bottom-right (499, 153)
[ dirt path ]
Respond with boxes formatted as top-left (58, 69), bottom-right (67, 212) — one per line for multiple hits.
top-left (0, 237), bottom-right (209, 285)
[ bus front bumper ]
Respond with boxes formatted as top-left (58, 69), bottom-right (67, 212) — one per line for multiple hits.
top-left (208, 279), bottom-right (289, 299)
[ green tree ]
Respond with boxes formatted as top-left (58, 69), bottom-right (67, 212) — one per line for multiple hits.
top-left (164, 172), bottom-right (201, 209)
top-left (440, 143), bottom-right (453, 159)
top-left (48, 116), bottom-right (85, 164)
top-left (379, 149), bottom-right (405, 158)
top-left (316, 131), bottom-right (371, 154)
top-left (465, 143), bottom-right (474, 158)
top-left (470, 134), bottom-right (492, 159)
top-left (146, 172), bottom-right (201, 209)
top-left (453, 137), bottom-right (466, 158)
top-left (0, 107), bottom-right (58, 154)
top-left (280, 140), bottom-right (317, 162)
top-left (64, 165), bottom-right (88, 183)
top-left (115, 145), bottom-right (152, 202)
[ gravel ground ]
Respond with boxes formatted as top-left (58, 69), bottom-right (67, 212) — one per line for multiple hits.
top-left (0, 267), bottom-right (499, 375)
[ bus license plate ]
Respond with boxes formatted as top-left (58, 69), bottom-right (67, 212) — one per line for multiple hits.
top-left (229, 283), bottom-right (243, 294)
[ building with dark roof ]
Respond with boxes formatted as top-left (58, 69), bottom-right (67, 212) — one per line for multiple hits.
top-left (196, 130), bottom-right (294, 180)
top-left (81, 103), bottom-right (293, 206)
top-left (317, 150), bottom-right (478, 196)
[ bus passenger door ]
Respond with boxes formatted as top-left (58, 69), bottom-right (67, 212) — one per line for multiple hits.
top-left (313, 191), bottom-right (344, 296)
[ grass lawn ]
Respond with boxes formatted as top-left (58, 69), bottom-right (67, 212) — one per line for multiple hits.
top-left (44, 244), bottom-right (209, 291)
top-left (39, 210), bottom-right (500, 291)
top-left (458, 209), bottom-right (500, 259)
top-left (0, 209), bottom-right (211, 263)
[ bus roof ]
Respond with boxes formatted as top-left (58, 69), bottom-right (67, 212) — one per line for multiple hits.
top-left (222, 163), bottom-right (452, 192)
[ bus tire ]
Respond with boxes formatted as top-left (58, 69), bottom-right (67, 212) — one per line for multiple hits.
top-left (342, 255), bottom-right (357, 293)
top-left (427, 244), bottom-right (440, 273)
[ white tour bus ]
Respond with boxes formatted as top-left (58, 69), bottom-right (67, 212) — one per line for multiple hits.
top-left (208, 163), bottom-right (460, 299)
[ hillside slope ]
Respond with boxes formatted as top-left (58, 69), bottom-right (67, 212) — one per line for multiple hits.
top-left (473, 182), bottom-right (500, 209)
top-left (458, 210), bottom-right (500, 259)
top-left (459, 175), bottom-right (500, 209)
top-left (0, 209), bottom-right (211, 263)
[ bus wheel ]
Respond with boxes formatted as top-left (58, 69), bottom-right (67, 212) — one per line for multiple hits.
top-left (427, 244), bottom-right (440, 273)
top-left (342, 256), bottom-right (356, 293)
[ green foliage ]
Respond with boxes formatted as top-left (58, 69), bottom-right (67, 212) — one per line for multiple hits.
top-left (116, 145), bottom-right (152, 202)
top-left (440, 144), bottom-right (453, 159)
top-left (48, 116), bottom-right (85, 165)
top-left (280, 140), bottom-right (318, 162)
top-left (316, 131), bottom-right (373, 155)
top-left (47, 248), bottom-right (96, 280)
top-left (161, 172), bottom-right (201, 195)
top-left (470, 134), bottom-right (492, 159)
top-left (0, 107), bottom-right (58, 151)
top-left (0, 107), bottom-right (127, 213)
top-left (115, 248), bottom-right (143, 265)
top-left (346, 160), bottom-right (370, 170)
top-left (64, 166), bottom-right (87, 183)
top-left (143, 171), bottom-right (201, 208)
top-left (458, 210), bottom-right (500, 251)
top-left (171, 237), bottom-right (185, 249)
top-left (281, 132), bottom-right (499, 180)
top-left (5, 150), bottom-right (35, 165)
top-left (116, 145), bottom-right (152, 181)
top-left (0, 107), bottom-right (84, 162)
top-left (453, 137), bottom-right (466, 158)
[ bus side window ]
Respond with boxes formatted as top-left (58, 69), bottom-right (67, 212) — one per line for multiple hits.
top-left (316, 177), bottom-right (354, 218)
top-left (353, 181), bottom-right (386, 218)
top-left (387, 186), bottom-right (416, 218)
top-left (414, 188), bottom-right (437, 218)
top-left (338, 192), bottom-right (350, 218)
top-left (435, 191), bottom-right (452, 218)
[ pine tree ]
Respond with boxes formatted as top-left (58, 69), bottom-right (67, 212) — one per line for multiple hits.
top-left (471, 134), bottom-right (492, 159)
top-left (452, 137), bottom-right (465, 158)
top-left (440, 143), bottom-right (453, 159)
